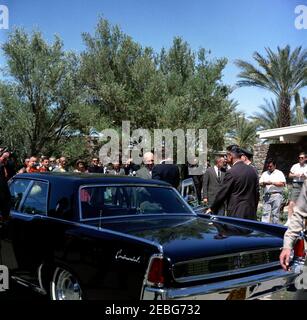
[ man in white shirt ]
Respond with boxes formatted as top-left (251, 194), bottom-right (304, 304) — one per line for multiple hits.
top-left (259, 158), bottom-right (286, 224)
top-left (288, 152), bottom-right (307, 221)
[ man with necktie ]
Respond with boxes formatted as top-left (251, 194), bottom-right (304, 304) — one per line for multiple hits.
top-left (203, 156), bottom-right (226, 215)
top-left (209, 146), bottom-right (259, 220)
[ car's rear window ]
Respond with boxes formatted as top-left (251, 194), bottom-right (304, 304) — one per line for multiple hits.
top-left (79, 185), bottom-right (193, 219)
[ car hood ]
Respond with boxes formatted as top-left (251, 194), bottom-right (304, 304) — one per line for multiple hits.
top-left (88, 215), bottom-right (282, 263)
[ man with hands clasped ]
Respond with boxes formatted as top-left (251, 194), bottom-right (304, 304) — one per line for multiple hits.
top-left (259, 158), bottom-right (286, 224)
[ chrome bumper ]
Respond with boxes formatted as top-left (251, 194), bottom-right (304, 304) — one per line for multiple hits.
top-left (142, 268), bottom-right (299, 300)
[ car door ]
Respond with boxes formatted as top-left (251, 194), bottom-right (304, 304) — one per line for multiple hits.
top-left (0, 178), bottom-right (31, 270)
top-left (1, 178), bottom-right (49, 283)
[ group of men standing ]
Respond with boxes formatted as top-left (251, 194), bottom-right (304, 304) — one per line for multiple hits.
top-left (259, 153), bottom-right (307, 226)
top-left (203, 148), bottom-right (307, 226)
top-left (204, 145), bottom-right (259, 220)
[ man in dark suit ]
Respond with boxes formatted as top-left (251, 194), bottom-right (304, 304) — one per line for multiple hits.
top-left (203, 156), bottom-right (226, 214)
top-left (240, 148), bottom-right (260, 210)
top-left (209, 146), bottom-right (259, 220)
top-left (152, 160), bottom-right (180, 189)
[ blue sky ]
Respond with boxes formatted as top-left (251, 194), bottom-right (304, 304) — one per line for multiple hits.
top-left (0, 0), bottom-right (306, 115)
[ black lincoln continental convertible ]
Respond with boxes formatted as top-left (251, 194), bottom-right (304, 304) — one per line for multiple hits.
top-left (0, 173), bottom-right (303, 300)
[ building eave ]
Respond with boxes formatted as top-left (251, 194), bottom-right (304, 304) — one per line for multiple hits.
top-left (257, 124), bottom-right (307, 142)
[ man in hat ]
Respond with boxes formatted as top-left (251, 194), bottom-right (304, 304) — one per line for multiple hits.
top-left (240, 148), bottom-right (257, 171)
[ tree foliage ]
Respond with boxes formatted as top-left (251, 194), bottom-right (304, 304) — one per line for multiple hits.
top-left (0, 18), bottom-right (236, 162)
top-left (236, 46), bottom-right (307, 127)
top-left (80, 19), bottom-right (235, 151)
top-left (251, 98), bottom-right (296, 131)
top-left (0, 29), bottom-right (83, 157)
top-left (227, 113), bottom-right (257, 150)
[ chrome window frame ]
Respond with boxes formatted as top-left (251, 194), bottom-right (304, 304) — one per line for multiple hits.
top-left (9, 177), bottom-right (50, 216)
top-left (78, 183), bottom-right (195, 222)
top-left (9, 178), bottom-right (33, 211)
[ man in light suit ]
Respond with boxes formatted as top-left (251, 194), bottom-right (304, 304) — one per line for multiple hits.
top-left (203, 156), bottom-right (226, 215)
top-left (136, 152), bottom-right (154, 180)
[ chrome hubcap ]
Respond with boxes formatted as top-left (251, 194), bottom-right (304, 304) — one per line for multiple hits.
top-left (54, 269), bottom-right (82, 300)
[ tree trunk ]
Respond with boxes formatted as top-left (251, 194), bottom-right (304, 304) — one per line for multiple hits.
top-left (295, 92), bottom-right (304, 125)
top-left (279, 95), bottom-right (291, 127)
top-left (30, 140), bottom-right (39, 157)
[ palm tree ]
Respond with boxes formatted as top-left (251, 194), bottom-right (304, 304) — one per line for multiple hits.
top-left (236, 46), bottom-right (307, 127)
top-left (227, 113), bottom-right (257, 149)
top-left (251, 98), bottom-right (295, 131)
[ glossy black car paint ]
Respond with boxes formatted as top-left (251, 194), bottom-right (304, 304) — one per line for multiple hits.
top-left (0, 173), bottom-right (287, 300)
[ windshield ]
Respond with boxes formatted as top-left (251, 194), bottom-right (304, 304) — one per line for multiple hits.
top-left (79, 185), bottom-right (193, 220)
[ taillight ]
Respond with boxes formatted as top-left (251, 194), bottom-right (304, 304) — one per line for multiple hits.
top-left (294, 238), bottom-right (306, 258)
top-left (147, 257), bottom-right (164, 286)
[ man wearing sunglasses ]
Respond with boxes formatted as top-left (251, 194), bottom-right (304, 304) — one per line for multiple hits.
top-left (287, 153), bottom-right (307, 225)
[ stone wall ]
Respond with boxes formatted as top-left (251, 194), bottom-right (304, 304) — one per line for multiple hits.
top-left (253, 144), bottom-right (270, 174)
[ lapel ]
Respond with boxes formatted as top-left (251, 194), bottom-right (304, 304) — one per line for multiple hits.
top-left (220, 170), bottom-right (225, 182)
top-left (143, 167), bottom-right (151, 179)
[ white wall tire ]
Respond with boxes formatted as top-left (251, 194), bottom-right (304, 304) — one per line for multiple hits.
top-left (51, 267), bottom-right (82, 300)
